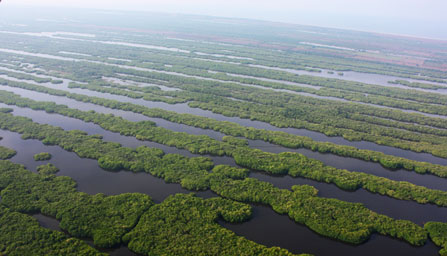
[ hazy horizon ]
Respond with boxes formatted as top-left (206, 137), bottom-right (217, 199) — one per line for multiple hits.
top-left (3, 0), bottom-right (447, 40)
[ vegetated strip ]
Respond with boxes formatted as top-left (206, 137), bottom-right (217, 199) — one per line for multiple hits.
top-left (425, 222), bottom-right (447, 256)
top-left (388, 80), bottom-right (447, 90)
top-left (4, 48), bottom-right (447, 133)
top-left (60, 62), bottom-right (447, 158)
top-left (82, 75), bottom-right (447, 140)
top-left (10, 67), bottom-right (447, 162)
top-left (0, 137), bottom-right (16, 160)
top-left (68, 78), bottom-right (447, 167)
top-left (4, 30), bottom-right (446, 83)
top-left (7, 76), bottom-right (447, 177)
top-left (1, 90), bottom-right (447, 207)
top-left (0, 205), bottom-right (105, 255)
top-left (0, 160), bottom-right (303, 256)
top-left (0, 111), bottom-right (433, 246)
top-left (65, 51), bottom-right (447, 111)
top-left (5, 48), bottom-right (447, 148)
top-left (2, 77), bottom-right (447, 178)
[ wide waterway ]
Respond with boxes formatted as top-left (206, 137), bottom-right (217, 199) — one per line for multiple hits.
top-left (0, 130), bottom-right (442, 256)
top-left (2, 79), bottom-right (447, 166)
top-left (1, 105), bottom-right (446, 226)
top-left (0, 36), bottom-right (445, 256)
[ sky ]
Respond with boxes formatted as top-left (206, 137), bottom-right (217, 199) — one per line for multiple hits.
top-left (4, 0), bottom-right (447, 39)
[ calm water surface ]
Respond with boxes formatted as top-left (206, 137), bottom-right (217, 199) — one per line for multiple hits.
top-left (2, 82), bottom-right (446, 166)
top-left (0, 58), bottom-right (444, 256)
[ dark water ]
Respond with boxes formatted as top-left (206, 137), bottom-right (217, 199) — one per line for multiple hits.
top-left (0, 129), bottom-right (197, 201)
top-left (248, 140), bottom-right (447, 191)
top-left (2, 83), bottom-right (447, 167)
top-left (33, 214), bottom-right (139, 256)
top-left (1, 90), bottom-right (447, 225)
top-left (0, 84), bottom-right (225, 139)
top-left (0, 128), bottom-right (193, 256)
top-left (0, 128), bottom-right (445, 256)
top-left (2, 100), bottom-right (445, 187)
top-left (250, 171), bottom-right (447, 225)
top-left (33, 214), bottom-right (62, 232)
top-left (220, 205), bottom-right (440, 256)
top-left (0, 103), bottom-right (229, 163)
top-left (1, 38), bottom-right (445, 256)
top-left (2, 103), bottom-right (445, 227)
top-left (0, 73), bottom-right (444, 256)
top-left (1, 102), bottom-right (445, 192)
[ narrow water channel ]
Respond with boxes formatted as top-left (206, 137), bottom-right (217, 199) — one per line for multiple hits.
top-left (0, 97), bottom-right (445, 192)
top-left (2, 81), bottom-right (446, 166)
top-left (220, 205), bottom-right (440, 256)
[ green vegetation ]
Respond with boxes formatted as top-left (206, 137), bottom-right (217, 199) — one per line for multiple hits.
top-left (53, 72), bottom-right (447, 157)
top-left (37, 163), bottom-right (59, 175)
top-left (222, 136), bottom-right (249, 146)
top-left (5, 50), bottom-right (447, 159)
top-left (0, 143), bottom-right (16, 159)
top-left (2, 80), bottom-right (447, 180)
top-left (0, 68), bottom-right (53, 84)
top-left (6, 45), bottom-right (447, 124)
top-left (0, 160), bottom-right (153, 248)
top-left (3, 27), bottom-right (447, 83)
top-left (51, 79), bottom-right (64, 84)
top-left (0, 111), bottom-right (435, 246)
top-left (0, 92), bottom-right (446, 208)
top-left (1, 27), bottom-right (447, 255)
top-left (58, 49), bottom-right (447, 115)
top-left (34, 152), bottom-right (52, 161)
top-left (0, 205), bottom-right (105, 256)
top-left (124, 193), bottom-right (305, 256)
top-left (48, 193), bottom-right (153, 248)
top-left (68, 80), bottom-right (186, 104)
top-left (187, 98), bottom-right (447, 157)
top-left (210, 177), bottom-right (427, 245)
top-left (0, 160), bottom-right (305, 255)
top-left (389, 80), bottom-right (446, 90)
top-left (425, 222), bottom-right (447, 256)
top-left (90, 57), bottom-right (447, 112)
